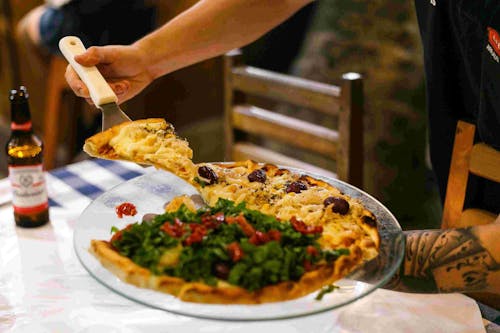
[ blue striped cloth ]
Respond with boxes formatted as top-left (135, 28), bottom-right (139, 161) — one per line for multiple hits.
top-left (46, 159), bottom-right (151, 211)
top-left (0, 159), bottom-right (151, 212)
top-left (49, 159), bottom-right (145, 205)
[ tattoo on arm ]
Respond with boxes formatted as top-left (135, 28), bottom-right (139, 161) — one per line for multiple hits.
top-left (385, 227), bottom-right (499, 293)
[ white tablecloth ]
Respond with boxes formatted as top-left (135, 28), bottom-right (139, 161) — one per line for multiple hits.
top-left (0, 160), bottom-right (487, 333)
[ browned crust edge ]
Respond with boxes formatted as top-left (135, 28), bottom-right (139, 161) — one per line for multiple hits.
top-left (89, 240), bottom-right (363, 304)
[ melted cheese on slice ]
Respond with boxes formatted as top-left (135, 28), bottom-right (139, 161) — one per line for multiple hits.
top-left (108, 121), bottom-right (195, 180)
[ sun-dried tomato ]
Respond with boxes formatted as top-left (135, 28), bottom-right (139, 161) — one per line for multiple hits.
top-left (115, 202), bottom-right (137, 218)
top-left (110, 224), bottom-right (132, 244)
top-left (267, 229), bottom-right (281, 242)
top-left (303, 259), bottom-right (315, 272)
top-left (290, 217), bottom-right (323, 235)
top-left (226, 214), bottom-right (255, 237)
top-left (183, 224), bottom-right (207, 246)
top-left (306, 245), bottom-right (319, 257)
top-left (161, 218), bottom-right (185, 238)
top-left (249, 231), bottom-right (270, 245)
top-left (227, 242), bottom-right (244, 262)
top-left (201, 211), bottom-right (225, 229)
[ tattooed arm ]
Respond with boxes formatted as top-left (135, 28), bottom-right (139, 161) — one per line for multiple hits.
top-left (384, 224), bottom-right (500, 294)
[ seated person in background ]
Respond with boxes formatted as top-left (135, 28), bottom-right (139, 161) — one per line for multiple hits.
top-left (17, 0), bottom-right (156, 58)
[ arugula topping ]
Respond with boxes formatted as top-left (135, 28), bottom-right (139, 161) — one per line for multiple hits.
top-left (193, 176), bottom-right (207, 188)
top-left (315, 284), bottom-right (339, 300)
top-left (110, 198), bottom-right (350, 291)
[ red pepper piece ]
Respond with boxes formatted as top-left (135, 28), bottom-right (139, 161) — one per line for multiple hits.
top-left (227, 242), bottom-right (244, 262)
top-left (226, 214), bottom-right (255, 237)
top-left (201, 212), bottom-right (225, 229)
top-left (303, 259), bottom-right (315, 272)
top-left (306, 245), bottom-right (319, 257)
top-left (110, 224), bottom-right (132, 244)
top-left (267, 229), bottom-right (282, 242)
top-left (183, 224), bottom-right (207, 246)
top-left (249, 230), bottom-right (270, 245)
top-left (115, 202), bottom-right (137, 218)
top-left (161, 218), bottom-right (185, 238)
top-left (290, 217), bottom-right (323, 235)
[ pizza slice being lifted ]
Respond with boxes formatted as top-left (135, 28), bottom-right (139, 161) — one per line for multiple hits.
top-left (83, 118), bottom-right (195, 181)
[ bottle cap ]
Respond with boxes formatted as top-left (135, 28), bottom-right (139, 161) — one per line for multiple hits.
top-left (9, 86), bottom-right (29, 102)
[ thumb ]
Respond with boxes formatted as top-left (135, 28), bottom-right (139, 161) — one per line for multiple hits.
top-left (74, 46), bottom-right (115, 66)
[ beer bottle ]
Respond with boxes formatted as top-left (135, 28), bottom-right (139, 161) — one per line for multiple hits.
top-left (6, 86), bottom-right (49, 227)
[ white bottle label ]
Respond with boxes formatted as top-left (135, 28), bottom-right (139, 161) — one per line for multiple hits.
top-left (9, 164), bottom-right (49, 214)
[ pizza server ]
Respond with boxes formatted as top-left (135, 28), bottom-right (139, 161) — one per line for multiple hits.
top-left (59, 36), bottom-right (131, 131)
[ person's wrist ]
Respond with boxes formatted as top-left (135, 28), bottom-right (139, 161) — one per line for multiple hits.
top-left (132, 38), bottom-right (162, 80)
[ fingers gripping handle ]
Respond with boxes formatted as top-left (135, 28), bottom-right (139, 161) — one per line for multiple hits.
top-left (59, 36), bottom-right (118, 106)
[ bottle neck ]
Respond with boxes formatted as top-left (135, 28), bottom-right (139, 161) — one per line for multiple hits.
top-left (10, 100), bottom-right (32, 133)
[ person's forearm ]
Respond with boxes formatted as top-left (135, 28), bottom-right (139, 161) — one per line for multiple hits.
top-left (134, 0), bottom-right (313, 78)
top-left (384, 225), bottom-right (500, 294)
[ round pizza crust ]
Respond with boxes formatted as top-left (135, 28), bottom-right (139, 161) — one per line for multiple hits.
top-left (90, 239), bottom-right (363, 304)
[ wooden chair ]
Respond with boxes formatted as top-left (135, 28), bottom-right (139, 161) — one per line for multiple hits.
top-left (441, 120), bottom-right (500, 309)
top-left (222, 50), bottom-right (364, 188)
top-left (441, 120), bottom-right (500, 229)
top-left (43, 56), bottom-right (73, 170)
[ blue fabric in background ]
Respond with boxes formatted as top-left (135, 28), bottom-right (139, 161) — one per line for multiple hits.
top-left (39, 0), bottom-right (156, 54)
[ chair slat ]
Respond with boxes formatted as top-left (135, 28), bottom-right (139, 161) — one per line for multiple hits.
top-left (469, 143), bottom-right (500, 183)
top-left (223, 51), bottom-right (364, 186)
top-left (232, 105), bottom-right (339, 157)
top-left (232, 142), bottom-right (338, 179)
top-left (338, 75), bottom-right (364, 188)
top-left (442, 121), bottom-right (476, 229)
top-left (232, 66), bottom-right (341, 115)
top-left (457, 208), bottom-right (498, 228)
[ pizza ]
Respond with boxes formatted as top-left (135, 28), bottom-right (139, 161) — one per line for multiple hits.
top-left (84, 119), bottom-right (380, 304)
top-left (192, 161), bottom-right (379, 262)
top-left (83, 118), bottom-right (195, 181)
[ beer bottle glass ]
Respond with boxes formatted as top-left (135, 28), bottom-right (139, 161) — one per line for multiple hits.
top-left (6, 86), bottom-right (49, 227)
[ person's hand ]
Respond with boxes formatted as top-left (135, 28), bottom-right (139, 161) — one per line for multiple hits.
top-left (64, 44), bottom-right (154, 105)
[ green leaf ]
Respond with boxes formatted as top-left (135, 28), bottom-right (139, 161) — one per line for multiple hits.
top-left (323, 248), bottom-right (350, 262)
top-left (315, 284), bottom-right (339, 300)
top-left (111, 197), bottom-right (338, 292)
top-left (193, 177), bottom-right (207, 188)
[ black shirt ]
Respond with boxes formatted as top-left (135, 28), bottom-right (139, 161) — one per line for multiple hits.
top-left (415, 0), bottom-right (500, 213)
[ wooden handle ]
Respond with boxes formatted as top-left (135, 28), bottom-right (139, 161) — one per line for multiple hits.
top-left (59, 36), bottom-right (117, 106)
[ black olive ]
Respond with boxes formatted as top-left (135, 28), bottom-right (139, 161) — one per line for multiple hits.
top-left (198, 166), bottom-right (218, 184)
top-left (323, 196), bottom-right (335, 206)
top-left (248, 169), bottom-right (267, 183)
top-left (362, 215), bottom-right (377, 227)
top-left (324, 196), bottom-right (350, 215)
top-left (286, 181), bottom-right (308, 193)
top-left (214, 263), bottom-right (230, 280)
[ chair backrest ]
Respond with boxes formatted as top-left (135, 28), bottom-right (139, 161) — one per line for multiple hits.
top-left (222, 50), bottom-right (364, 188)
top-left (441, 120), bottom-right (500, 228)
